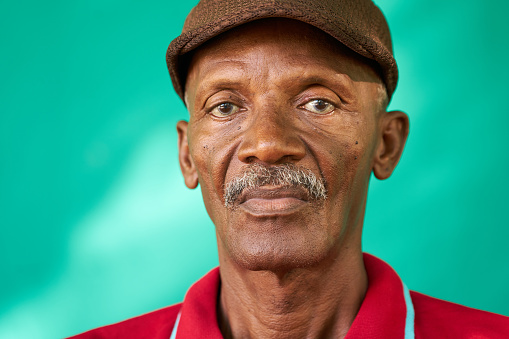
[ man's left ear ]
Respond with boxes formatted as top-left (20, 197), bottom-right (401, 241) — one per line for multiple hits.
top-left (372, 110), bottom-right (409, 180)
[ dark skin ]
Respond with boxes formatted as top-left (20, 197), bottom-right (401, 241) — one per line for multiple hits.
top-left (177, 19), bottom-right (409, 339)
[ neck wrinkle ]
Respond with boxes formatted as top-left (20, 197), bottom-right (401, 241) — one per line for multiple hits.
top-left (217, 246), bottom-right (367, 339)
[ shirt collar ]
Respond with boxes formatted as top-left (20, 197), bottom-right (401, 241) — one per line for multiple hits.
top-left (172, 253), bottom-right (414, 339)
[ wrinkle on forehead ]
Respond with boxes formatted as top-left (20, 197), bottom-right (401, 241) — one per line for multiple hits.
top-left (190, 59), bottom-right (358, 101)
top-left (184, 18), bottom-right (388, 111)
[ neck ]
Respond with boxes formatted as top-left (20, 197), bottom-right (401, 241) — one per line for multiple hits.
top-left (217, 248), bottom-right (367, 339)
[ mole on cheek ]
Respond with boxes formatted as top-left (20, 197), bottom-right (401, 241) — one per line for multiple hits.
top-left (355, 141), bottom-right (358, 145)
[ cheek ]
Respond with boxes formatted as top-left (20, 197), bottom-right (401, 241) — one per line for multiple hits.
top-left (311, 117), bottom-right (378, 200)
top-left (188, 124), bottom-right (240, 218)
top-left (188, 128), bottom-right (221, 201)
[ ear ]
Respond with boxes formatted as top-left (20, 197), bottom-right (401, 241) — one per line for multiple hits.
top-left (177, 120), bottom-right (199, 189)
top-left (373, 110), bottom-right (409, 180)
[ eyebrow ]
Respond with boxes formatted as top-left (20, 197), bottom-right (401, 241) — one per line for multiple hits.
top-left (296, 74), bottom-right (354, 89)
top-left (192, 60), bottom-right (249, 94)
top-left (292, 74), bottom-right (357, 102)
top-left (193, 80), bottom-right (249, 108)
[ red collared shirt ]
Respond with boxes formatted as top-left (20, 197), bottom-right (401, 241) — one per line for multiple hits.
top-left (69, 253), bottom-right (509, 338)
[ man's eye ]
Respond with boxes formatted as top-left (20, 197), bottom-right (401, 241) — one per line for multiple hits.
top-left (301, 99), bottom-right (335, 114)
top-left (210, 102), bottom-right (240, 117)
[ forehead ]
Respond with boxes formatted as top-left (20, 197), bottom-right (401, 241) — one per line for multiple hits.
top-left (184, 18), bottom-right (385, 106)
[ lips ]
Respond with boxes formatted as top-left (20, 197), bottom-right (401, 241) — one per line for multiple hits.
top-left (238, 186), bottom-right (309, 216)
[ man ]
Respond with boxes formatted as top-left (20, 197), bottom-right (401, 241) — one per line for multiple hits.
top-left (70, 0), bottom-right (509, 338)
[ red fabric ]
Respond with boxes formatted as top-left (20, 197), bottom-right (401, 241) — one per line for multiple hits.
top-left (67, 303), bottom-right (181, 339)
top-left (345, 254), bottom-right (407, 338)
top-left (69, 253), bottom-right (509, 338)
top-left (175, 268), bottom-right (223, 338)
top-left (412, 291), bottom-right (509, 339)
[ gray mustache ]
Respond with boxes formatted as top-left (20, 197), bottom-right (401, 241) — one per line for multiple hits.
top-left (223, 163), bottom-right (327, 207)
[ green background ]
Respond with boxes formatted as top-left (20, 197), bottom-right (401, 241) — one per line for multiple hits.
top-left (1, 0), bottom-right (508, 337)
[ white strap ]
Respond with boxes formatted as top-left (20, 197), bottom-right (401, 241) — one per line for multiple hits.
top-left (169, 312), bottom-right (181, 339)
top-left (402, 283), bottom-right (415, 339)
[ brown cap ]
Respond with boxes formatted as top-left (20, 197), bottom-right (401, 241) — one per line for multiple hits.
top-left (166, 0), bottom-right (398, 103)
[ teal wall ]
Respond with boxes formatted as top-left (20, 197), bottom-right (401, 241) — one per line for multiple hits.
top-left (1, 0), bottom-right (508, 337)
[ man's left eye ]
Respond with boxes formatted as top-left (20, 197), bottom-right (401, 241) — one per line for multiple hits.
top-left (301, 99), bottom-right (335, 114)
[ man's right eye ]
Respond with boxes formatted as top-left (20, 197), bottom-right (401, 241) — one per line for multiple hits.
top-left (210, 102), bottom-right (240, 117)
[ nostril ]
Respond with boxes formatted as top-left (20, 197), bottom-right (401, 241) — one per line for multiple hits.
top-left (237, 128), bottom-right (307, 164)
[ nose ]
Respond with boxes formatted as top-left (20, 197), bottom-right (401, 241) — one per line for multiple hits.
top-left (237, 108), bottom-right (306, 164)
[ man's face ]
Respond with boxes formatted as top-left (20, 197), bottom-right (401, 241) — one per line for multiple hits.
top-left (178, 19), bottom-right (399, 272)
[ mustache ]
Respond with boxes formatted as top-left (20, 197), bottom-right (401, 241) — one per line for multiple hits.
top-left (223, 163), bottom-right (327, 207)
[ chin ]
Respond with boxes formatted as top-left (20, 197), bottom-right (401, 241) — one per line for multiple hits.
top-left (221, 228), bottom-right (333, 273)
top-left (217, 204), bottom-right (344, 273)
